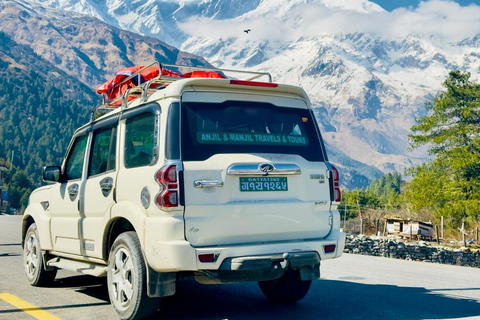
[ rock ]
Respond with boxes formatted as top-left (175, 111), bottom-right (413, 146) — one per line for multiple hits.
top-left (343, 235), bottom-right (480, 268)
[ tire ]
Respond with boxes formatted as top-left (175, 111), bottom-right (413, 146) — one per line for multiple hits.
top-left (23, 223), bottom-right (57, 286)
top-left (258, 269), bottom-right (312, 304)
top-left (107, 231), bottom-right (160, 320)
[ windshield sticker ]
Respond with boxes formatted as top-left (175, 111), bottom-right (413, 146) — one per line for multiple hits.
top-left (197, 132), bottom-right (308, 146)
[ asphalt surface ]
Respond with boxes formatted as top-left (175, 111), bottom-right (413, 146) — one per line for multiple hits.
top-left (0, 214), bottom-right (479, 320)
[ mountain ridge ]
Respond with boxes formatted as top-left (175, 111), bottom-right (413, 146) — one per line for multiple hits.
top-left (5, 0), bottom-right (480, 188)
top-left (0, 0), bottom-right (212, 87)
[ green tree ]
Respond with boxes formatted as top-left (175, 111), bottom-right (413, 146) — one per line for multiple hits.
top-left (339, 188), bottom-right (383, 219)
top-left (408, 70), bottom-right (480, 227)
top-left (367, 172), bottom-right (404, 208)
top-left (5, 169), bottom-right (34, 210)
top-left (339, 172), bottom-right (407, 220)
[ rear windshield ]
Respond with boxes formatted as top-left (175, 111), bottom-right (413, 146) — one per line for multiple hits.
top-left (181, 101), bottom-right (324, 161)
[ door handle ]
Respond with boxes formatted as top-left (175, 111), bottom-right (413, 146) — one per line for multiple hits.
top-left (68, 184), bottom-right (79, 201)
top-left (100, 177), bottom-right (114, 197)
top-left (194, 180), bottom-right (224, 188)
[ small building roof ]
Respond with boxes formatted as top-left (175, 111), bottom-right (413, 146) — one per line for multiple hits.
top-left (385, 217), bottom-right (433, 227)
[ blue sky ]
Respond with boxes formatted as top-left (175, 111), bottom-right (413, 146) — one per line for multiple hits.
top-left (370, 0), bottom-right (480, 11)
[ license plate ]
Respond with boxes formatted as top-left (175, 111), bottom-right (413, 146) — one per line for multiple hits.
top-left (240, 177), bottom-right (288, 192)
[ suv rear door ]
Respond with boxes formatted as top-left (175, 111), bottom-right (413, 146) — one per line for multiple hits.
top-left (181, 93), bottom-right (332, 247)
top-left (82, 117), bottom-right (118, 258)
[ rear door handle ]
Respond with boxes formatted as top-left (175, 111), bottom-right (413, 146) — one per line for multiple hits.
top-left (100, 177), bottom-right (114, 197)
top-left (194, 180), bottom-right (224, 188)
top-left (68, 184), bottom-right (79, 201)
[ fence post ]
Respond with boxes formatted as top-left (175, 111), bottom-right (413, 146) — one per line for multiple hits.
top-left (435, 225), bottom-right (440, 244)
top-left (356, 199), bottom-right (363, 235)
top-left (441, 216), bottom-right (444, 239)
top-left (462, 222), bottom-right (466, 246)
top-left (476, 227), bottom-right (479, 244)
top-left (376, 219), bottom-right (379, 236)
top-left (356, 199), bottom-right (362, 218)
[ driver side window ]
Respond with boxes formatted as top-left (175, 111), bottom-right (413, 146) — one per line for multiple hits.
top-left (65, 135), bottom-right (88, 180)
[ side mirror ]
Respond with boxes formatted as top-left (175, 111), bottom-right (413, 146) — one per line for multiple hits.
top-left (43, 166), bottom-right (62, 183)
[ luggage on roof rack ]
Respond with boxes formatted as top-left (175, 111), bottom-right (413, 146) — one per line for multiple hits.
top-left (91, 61), bottom-right (273, 120)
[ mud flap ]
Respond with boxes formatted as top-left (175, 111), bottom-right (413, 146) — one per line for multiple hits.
top-left (147, 267), bottom-right (176, 298)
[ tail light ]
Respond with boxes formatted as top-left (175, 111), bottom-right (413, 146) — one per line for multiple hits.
top-left (331, 165), bottom-right (341, 202)
top-left (324, 244), bottom-right (336, 254)
top-left (198, 253), bottom-right (219, 263)
top-left (156, 165), bottom-right (178, 208)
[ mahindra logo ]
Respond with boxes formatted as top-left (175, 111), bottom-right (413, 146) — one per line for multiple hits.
top-left (259, 163), bottom-right (275, 175)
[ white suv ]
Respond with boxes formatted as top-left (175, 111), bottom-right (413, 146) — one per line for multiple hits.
top-left (22, 62), bottom-right (345, 320)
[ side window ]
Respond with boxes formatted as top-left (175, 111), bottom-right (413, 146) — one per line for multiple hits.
top-left (65, 135), bottom-right (88, 180)
top-left (88, 126), bottom-right (117, 177)
top-left (124, 113), bottom-right (155, 168)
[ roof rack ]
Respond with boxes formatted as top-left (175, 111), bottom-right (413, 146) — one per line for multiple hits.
top-left (91, 61), bottom-right (273, 121)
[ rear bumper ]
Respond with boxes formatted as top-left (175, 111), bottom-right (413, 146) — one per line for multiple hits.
top-left (146, 229), bottom-right (346, 272)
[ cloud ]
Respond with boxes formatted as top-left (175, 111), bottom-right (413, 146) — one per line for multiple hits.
top-left (177, 0), bottom-right (480, 42)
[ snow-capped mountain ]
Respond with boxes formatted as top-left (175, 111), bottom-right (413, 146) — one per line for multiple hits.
top-left (14, 0), bottom-right (480, 187)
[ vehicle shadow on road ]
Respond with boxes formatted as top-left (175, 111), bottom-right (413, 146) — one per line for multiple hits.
top-left (150, 278), bottom-right (480, 320)
top-left (0, 243), bottom-right (22, 258)
top-left (0, 253), bottom-right (20, 257)
top-left (53, 274), bottom-right (109, 302)
top-left (54, 274), bottom-right (480, 320)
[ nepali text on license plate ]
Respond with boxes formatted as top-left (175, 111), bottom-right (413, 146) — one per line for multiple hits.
top-left (239, 177), bottom-right (288, 192)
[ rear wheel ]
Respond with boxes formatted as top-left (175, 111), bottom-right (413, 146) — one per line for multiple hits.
top-left (107, 231), bottom-right (160, 320)
top-left (23, 223), bottom-right (57, 286)
top-left (258, 269), bottom-right (312, 303)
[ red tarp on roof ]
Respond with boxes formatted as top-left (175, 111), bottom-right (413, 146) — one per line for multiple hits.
top-left (96, 65), bottom-right (226, 106)
top-left (182, 70), bottom-right (226, 79)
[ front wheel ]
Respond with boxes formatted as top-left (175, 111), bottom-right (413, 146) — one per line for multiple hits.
top-left (107, 231), bottom-right (160, 320)
top-left (258, 269), bottom-right (312, 304)
top-left (23, 223), bottom-right (57, 286)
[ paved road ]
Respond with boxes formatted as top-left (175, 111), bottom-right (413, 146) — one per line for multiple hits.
top-left (1, 214), bottom-right (479, 320)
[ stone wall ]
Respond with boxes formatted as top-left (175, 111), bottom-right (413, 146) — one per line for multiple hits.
top-left (344, 236), bottom-right (480, 268)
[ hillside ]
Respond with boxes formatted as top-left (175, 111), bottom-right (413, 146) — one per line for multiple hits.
top-left (0, 0), bottom-right (212, 189)
top-left (0, 31), bottom-right (96, 187)
top-left (0, 0), bottom-right (212, 87)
